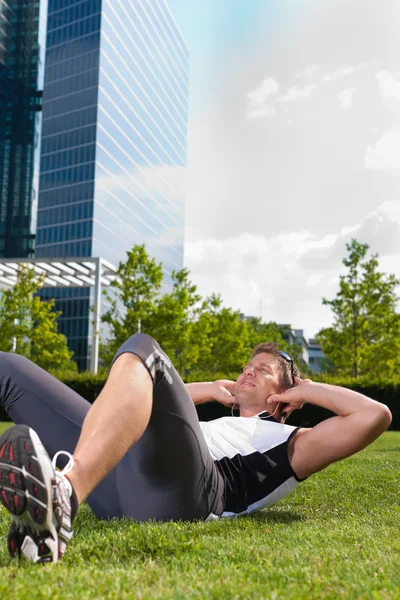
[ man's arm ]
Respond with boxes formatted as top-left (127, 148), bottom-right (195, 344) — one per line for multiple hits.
top-left (185, 380), bottom-right (236, 406)
top-left (269, 379), bottom-right (392, 480)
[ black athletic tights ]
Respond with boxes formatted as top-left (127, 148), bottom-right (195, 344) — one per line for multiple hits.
top-left (0, 334), bottom-right (224, 521)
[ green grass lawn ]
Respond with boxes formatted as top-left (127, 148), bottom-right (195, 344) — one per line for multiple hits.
top-left (0, 422), bottom-right (399, 600)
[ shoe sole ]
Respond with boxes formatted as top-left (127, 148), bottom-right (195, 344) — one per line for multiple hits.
top-left (0, 425), bottom-right (59, 561)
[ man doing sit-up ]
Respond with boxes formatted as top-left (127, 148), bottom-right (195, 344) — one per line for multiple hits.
top-left (0, 333), bottom-right (392, 563)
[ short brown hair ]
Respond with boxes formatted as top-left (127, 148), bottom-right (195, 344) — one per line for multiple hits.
top-left (252, 342), bottom-right (301, 390)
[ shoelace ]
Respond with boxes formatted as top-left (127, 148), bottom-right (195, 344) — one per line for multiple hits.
top-left (52, 451), bottom-right (74, 497)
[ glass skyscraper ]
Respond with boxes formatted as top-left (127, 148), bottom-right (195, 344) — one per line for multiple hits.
top-left (0, 0), bottom-right (48, 257)
top-left (36, 0), bottom-right (188, 368)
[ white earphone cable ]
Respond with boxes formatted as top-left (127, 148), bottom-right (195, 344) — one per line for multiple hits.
top-left (231, 402), bottom-right (280, 419)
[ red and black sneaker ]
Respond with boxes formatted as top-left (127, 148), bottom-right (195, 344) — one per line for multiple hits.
top-left (0, 425), bottom-right (73, 563)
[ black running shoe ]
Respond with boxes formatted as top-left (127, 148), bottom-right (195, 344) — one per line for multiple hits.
top-left (0, 425), bottom-right (73, 563)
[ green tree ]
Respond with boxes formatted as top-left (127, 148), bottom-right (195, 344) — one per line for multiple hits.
top-left (189, 294), bottom-right (251, 379)
top-left (0, 266), bottom-right (76, 373)
top-left (316, 238), bottom-right (400, 378)
top-left (99, 244), bottom-right (312, 379)
top-left (148, 268), bottom-right (202, 374)
top-left (246, 318), bottom-right (298, 356)
top-left (100, 244), bottom-right (163, 365)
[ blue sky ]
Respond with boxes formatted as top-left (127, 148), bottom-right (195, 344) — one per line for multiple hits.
top-left (169, 0), bottom-right (303, 114)
top-left (165, 0), bottom-right (400, 338)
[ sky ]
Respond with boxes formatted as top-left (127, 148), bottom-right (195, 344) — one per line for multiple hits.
top-left (168, 0), bottom-right (400, 339)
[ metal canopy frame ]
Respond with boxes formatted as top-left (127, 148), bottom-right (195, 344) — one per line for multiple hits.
top-left (0, 257), bottom-right (118, 374)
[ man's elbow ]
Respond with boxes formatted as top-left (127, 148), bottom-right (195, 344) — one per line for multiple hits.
top-left (374, 403), bottom-right (392, 432)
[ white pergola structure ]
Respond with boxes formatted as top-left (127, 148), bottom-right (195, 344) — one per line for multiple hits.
top-left (0, 257), bottom-right (119, 374)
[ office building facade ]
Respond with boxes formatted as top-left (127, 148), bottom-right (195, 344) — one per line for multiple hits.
top-left (0, 0), bottom-right (48, 257)
top-left (307, 338), bottom-right (324, 374)
top-left (281, 325), bottom-right (324, 374)
top-left (36, 0), bottom-right (188, 368)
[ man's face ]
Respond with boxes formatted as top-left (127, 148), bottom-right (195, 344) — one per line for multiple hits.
top-left (235, 352), bottom-right (282, 407)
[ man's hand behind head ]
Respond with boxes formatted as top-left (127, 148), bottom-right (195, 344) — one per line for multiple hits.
top-left (211, 380), bottom-right (236, 407)
top-left (268, 377), bottom-right (312, 415)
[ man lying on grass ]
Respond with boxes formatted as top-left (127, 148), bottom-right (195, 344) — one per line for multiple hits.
top-left (0, 334), bottom-right (392, 563)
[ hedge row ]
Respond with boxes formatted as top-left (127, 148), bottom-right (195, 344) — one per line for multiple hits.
top-left (196, 381), bottom-right (400, 430)
top-left (1, 373), bottom-right (399, 429)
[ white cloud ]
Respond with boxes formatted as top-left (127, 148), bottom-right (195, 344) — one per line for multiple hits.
top-left (337, 88), bottom-right (355, 109)
top-left (297, 63), bottom-right (367, 84)
top-left (365, 131), bottom-right (400, 169)
top-left (353, 201), bottom-right (400, 258)
top-left (376, 200), bottom-right (400, 221)
top-left (185, 230), bottom-right (336, 336)
top-left (245, 62), bottom-right (368, 121)
top-left (246, 78), bottom-right (318, 120)
top-left (279, 84), bottom-right (317, 103)
top-left (247, 105), bottom-right (276, 121)
top-left (185, 201), bottom-right (400, 338)
top-left (321, 64), bottom-right (366, 82)
top-left (247, 77), bottom-right (279, 103)
top-left (376, 70), bottom-right (400, 101)
top-left (185, 230), bottom-right (340, 338)
top-left (246, 77), bottom-right (278, 119)
top-left (296, 64), bottom-right (320, 79)
top-left (340, 224), bottom-right (360, 236)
